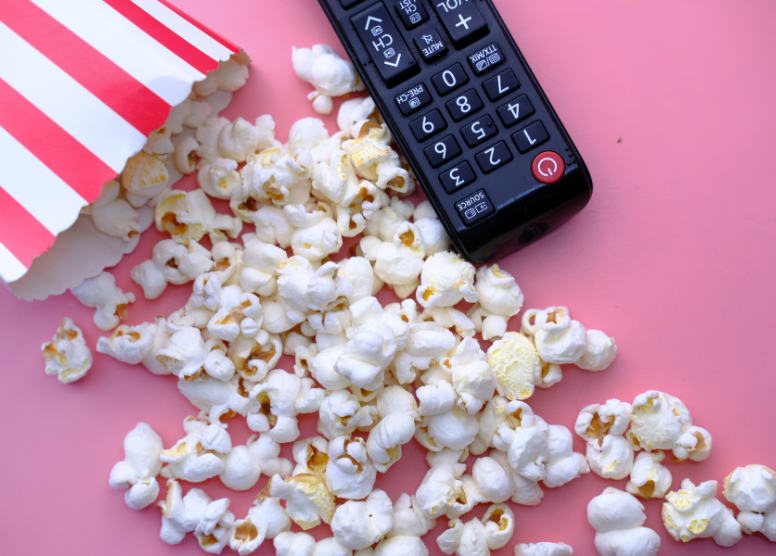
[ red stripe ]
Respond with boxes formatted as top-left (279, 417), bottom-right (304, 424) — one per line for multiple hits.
top-left (1, 0), bottom-right (170, 137)
top-left (0, 186), bottom-right (56, 269)
top-left (102, 0), bottom-right (219, 75)
top-left (0, 78), bottom-right (116, 203)
top-left (157, 0), bottom-right (242, 54)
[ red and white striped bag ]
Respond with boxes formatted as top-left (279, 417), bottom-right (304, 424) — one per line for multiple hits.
top-left (0, 0), bottom-right (245, 299)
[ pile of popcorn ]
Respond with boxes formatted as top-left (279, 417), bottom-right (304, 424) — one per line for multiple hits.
top-left (40, 46), bottom-right (776, 556)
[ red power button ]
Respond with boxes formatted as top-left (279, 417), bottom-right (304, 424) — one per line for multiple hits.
top-left (532, 151), bottom-right (565, 184)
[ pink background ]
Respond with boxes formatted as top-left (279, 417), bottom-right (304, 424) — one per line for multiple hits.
top-left (2, 0), bottom-right (775, 554)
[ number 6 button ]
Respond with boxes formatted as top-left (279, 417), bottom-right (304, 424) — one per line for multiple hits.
top-left (475, 141), bottom-right (513, 174)
top-left (410, 110), bottom-right (447, 141)
top-left (425, 135), bottom-right (462, 168)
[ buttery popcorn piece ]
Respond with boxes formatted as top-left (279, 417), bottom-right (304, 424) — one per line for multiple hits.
top-left (155, 189), bottom-right (216, 245)
top-left (270, 472), bottom-right (336, 530)
top-left (415, 463), bottom-right (470, 519)
top-left (723, 464), bottom-right (776, 541)
top-left (109, 423), bottom-right (163, 510)
top-left (42, 318), bottom-right (93, 384)
top-left (487, 332), bottom-right (542, 401)
top-left (663, 478), bottom-right (742, 547)
top-left (585, 434), bottom-right (634, 481)
top-left (71, 272), bottom-right (135, 331)
top-left (626, 451), bottom-right (672, 500)
top-left (588, 487), bottom-right (661, 556)
top-left (574, 399), bottom-right (632, 441)
top-left (629, 390), bottom-right (692, 451)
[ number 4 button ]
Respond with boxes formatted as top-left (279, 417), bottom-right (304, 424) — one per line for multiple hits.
top-left (498, 95), bottom-right (534, 127)
top-left (475, 141), bottom-right (513, 174)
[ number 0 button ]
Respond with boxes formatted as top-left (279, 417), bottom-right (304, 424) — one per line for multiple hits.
top-left (475, 141), bottom-right (513, 174)
top-left (410, 110), bottom-right (447, 141)
top-left (439, 161), bottom-right (476, 193)
top-left (425, 135), bottom-right (462, 168)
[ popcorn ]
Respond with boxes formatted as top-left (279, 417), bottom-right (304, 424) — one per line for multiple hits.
top-left (229, 492), bottom-right (291, 555)
top-left (367, 386), bottom-right (420, 472)
top-left (318, 389), bottom-right (374, 440)
top-left (97, 323), bottom-right (154, 365)
top-left (155, 189), bottom-right (216, 245)
top-left (214, 56), bottom-right (250, 92)
top-left (198, 158), bottom-right (242, 199)
top-left (723, 465), bottom-right (776, 541)
top-left (387, 494), bottom-right (436, 538)
top-left (274, 532), bottom-right (317, 556)
top-left (626, 451), bottom-right (672, 500)
top-left (206, 285), bottom-right (262, 342)
top-left (122, 151), bottom-right (170, 207)
top-left (248, 433), bottom-right (293, 478)
top-left (219, 117), bottom-right (262, 162)
top-left (155, 324), bottom-right (208, 379)
top-left (174, 136), bottom-right (199, 175)
top-left (109, 423), bottom-right (163, 510)
top-left (486, 332), bottom-right (542, 401)
top-left (197, 117), bottom-right (231, 163)
top-left (229, 333), bottom-right (282, 382)
top-left (291, 214), bottom-right (343, 263)
top-left (325, 436), bottom-right (377, 499)
top-left (337, 257), bottom-right (375, 303)
top-left (89, 180), bottom-right (148, 241)
top-left (532, 307), bottom-right (587, 365)
top-left (575, 330), bottom-right (617, 371)
top-left (416, 377), bottom-right (457, 417)
top-left (293, 45), bottom-right (364, 114)
top-left (481, 504), bottom-right (516, 549)
top-left (629, 391), bottom-right (692, 451)
top-left (418, 406), bottom-right (479, 452)
top-left (585, 433), bottom-right (634, 481)
top-left (132, 239), bottom-right (214, 299)
top-left (574, 400), bottom-right (632, 441)
top-left (544, 424), bottom-right (590, 488)
top-left (416, 252), bottom-right (478, 308)
top-left (366, 223), bottom-right (426, 295)
top-left (663, 479), bottom-right (742, 547)
top-left (472, 265), bottom-right (524, 340)
top-left (472, 457), bottom-right (515, 504)
top-left (71, 271), bottom-right (135, 331)
top-left (177, 375), bottom-right (251, 423)
top-left (270, 472), bottom-right (336, 530)
top-left (587, 487), bottom-right (661, 556)
top-left (241, 239), bottom-right (288, 296)
top-left (672, 426), bottom-right (712, 462)
top-left (490, 449), bottom-right (543, 506)
top-left (413, 216), bottom-right (449, 256)
top-left (436, 505), bottom-right (515, 556)
top-left (331, 489), bottom-right (394, 550)
top-left (514, 543), bottom-right (574, 556)
top-left (158, 480), bottom-right (233, 547)
top-left (220, 445), bottom-right (262, 490)
top-left (184, 101), bottom-right (213, 129)
top-left (42, 318), bottom-right (93, 384)
top-left (448, 337), bottom-right (497, 415)
top-left (160, 431), bottom-right (226, 483)
top-left (375, 536), bottom-right (428, 556)
top-left (415, 464), bottom-right (470, 519)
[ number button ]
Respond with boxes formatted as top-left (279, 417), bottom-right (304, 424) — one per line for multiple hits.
top-left (414, 28), bottom-right (447, 61)
top-left (439, 161), bottom-right (476, 193)
top-left (512, 121), bottom-right (549, 153)
top-left (395, 0), bottom-right (428, 29)
top-left (432, 63), bottom-right (468, 96)
top-left (410, 110), bottom-right (447, 141)
top-left (425, 135), bottom-right (462, 168)
top-left (483, 69), bottom-right (520, 102)
top-left (446, 89), bottom-right (483, 122)
top-left (461, 115), bottom-right (498, 147)
top-left (475, 141), bottom-right (513, 174)
top-left (497, 95), bottom-right (534, 127)
top-left (432, 0), bottom-right (489, 48)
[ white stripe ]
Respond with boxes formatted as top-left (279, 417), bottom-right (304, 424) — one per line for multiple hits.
top-left (30, 0), bottom-right (206, 107)
top-left (0, 21), bottom-right (146, 174)
top-left (131, 0), bottom-right (234, 62)
top-left (0, 241), bottom-right (28, 283)
top-left (0, 124), bottom-right (88, 236)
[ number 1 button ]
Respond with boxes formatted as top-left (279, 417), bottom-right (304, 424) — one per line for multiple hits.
top-left (425, 135), bottom-right (461, 168)
top-left (475, 141), bottom-right (513, 174)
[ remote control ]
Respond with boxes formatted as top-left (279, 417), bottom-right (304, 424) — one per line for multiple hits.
top-left (318, 0), bottom-right (593, 263)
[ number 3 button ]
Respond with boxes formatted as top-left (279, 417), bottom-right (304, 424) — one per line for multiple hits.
top-left (475, 141), bottom-right (513, 174)
top-left (440, 161), bottom-right (476, 193)
top-left (425, 135), bottom-right (462, 168)
top-left (410, 110), bottom-right (447, 141)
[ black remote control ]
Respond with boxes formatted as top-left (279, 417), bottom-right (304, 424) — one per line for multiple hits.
top-left (318, 0), bottom-right (593, 263)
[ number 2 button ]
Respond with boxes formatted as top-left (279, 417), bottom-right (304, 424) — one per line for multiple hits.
top-left (410, 110), bottom-right (447, 141)
top-left (425, 135), bottom-right (462, 168)
top-left (475, 141), bottom-right (513, 174)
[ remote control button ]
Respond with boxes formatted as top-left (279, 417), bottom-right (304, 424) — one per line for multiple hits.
top-left (461, 115), bottom-right (498, 147)
top-left (395, 0), bottom-right (428, 29)
top-left (532, 151), bottom-right (565, 184)
top-left (432, 63), bottom-right (469, 95)
top-left (475, 141), bottom-right (513, 174)
top-left (432, 0), bottom-right (488, 48)
top-left (352, 3), bottom-right (419, 88)
top-left (425, 135), bottom-right (462, 168)
top-left (440, 161), bottom-right (476, 193)
top-left (410, 109), bottom-right (447, 141)
top-left (455, 189), bottom-right (494, 226)
top-left (414, 28), bottom-right (447, 61)
top-left (395, 83), bottom-right (432, 116)
top-left (341, 0), bottom-right (366, 8)
top-left (498, 95), bottom-right (534, 127)
top-left (468, 42), bottom-right (505, 75)
top-left (483, 69), bottom-right (519, 101)
top-left (513, 121), bottom-right (549, 153)
top-left (445, 89), bottom-right (483, 122)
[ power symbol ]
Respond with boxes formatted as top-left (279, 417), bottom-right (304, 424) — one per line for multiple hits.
top-left (531, 151), bottom-right (565, 184)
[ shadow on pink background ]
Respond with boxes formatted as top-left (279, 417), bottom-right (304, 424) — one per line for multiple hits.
top-left (1, 0), bottom-right (775, 554)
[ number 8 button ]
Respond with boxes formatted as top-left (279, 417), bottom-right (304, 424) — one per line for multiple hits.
top-left (446, 89), bottom-right (483, 122)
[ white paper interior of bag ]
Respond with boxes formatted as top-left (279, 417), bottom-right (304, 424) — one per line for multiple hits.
top-left (7, 90), bottom-right (234, 302)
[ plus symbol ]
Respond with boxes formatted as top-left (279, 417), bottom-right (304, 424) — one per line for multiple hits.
top-left (455, 14), bottom-right (472, 29)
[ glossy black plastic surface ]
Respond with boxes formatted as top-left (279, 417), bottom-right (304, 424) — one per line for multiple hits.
top-left (319, 0), bottom-right (593, 263)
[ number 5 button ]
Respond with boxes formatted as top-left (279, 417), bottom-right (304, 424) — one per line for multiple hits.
top-left (440, 161), bottom-right (476, 193)
top-left (410, 110), bottom-right (447, 141)
top-left (425, 135), bottom-right (461, 168)
top-left (475, 141), bottom-right (513, 174)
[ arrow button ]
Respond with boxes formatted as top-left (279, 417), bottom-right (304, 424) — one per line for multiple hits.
top-left (352, 2), bottom-right (418, 88)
